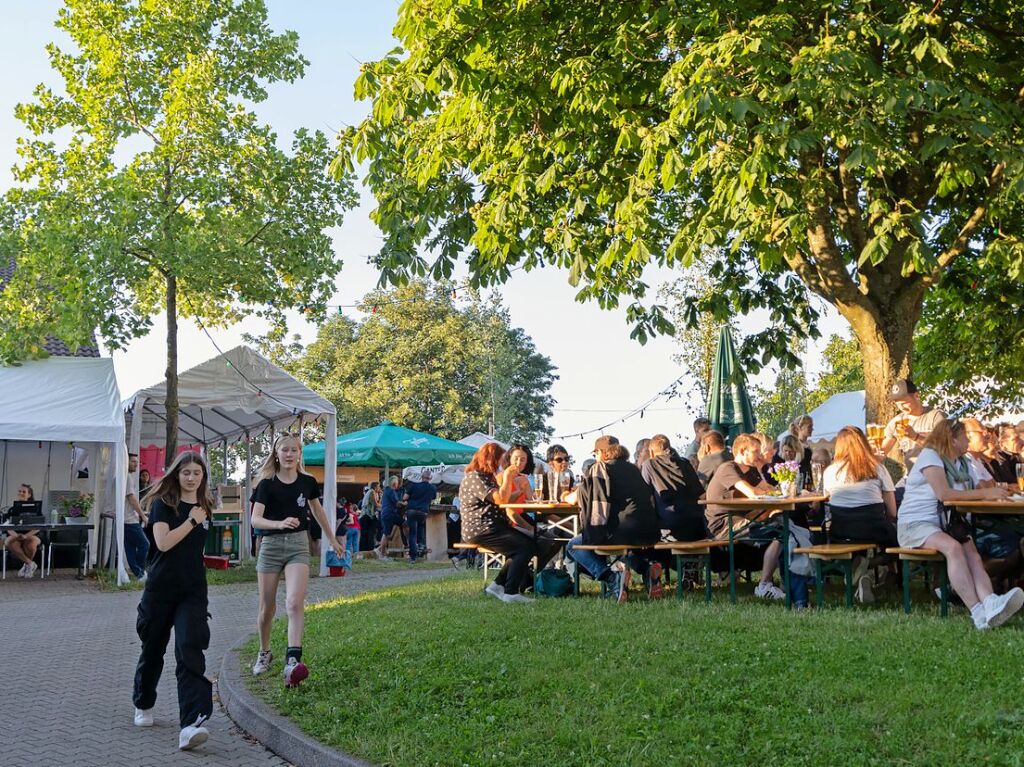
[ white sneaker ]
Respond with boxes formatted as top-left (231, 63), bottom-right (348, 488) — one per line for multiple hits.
top-left (133, 707), bottom-right (154, 727)
top-left (484, 581), bottom-right (505, 600)
top-left (754, 581), bottom-right (785, 601)
top-left (971, 602), bottom-right (990, 630)
top-left (25, 561), bottom-right (38, 578)
top-left (984, 588), bottom-right (1024, 628)
top-left (178, 722), bottom-right (209, 751)
top-left (451, 556), bottom-right (464, 570)
top-left (17, 563), bottom-right (29, 577)
top-left (500, 592), bottom-right (534, 604)
top-left (251, 650), bottom-right (273, 676)
top-left (856, 574), bottom-right (875, 604)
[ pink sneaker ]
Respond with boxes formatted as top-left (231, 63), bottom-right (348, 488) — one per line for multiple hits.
top-left (283, 659), bottom-right (308, 688)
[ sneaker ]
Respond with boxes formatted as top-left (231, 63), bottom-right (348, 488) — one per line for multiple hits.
top-left (611, 561), bottom-right (631, 604)
top-left (856, 574), bottom-right (875, 604)
top-left (251, 650), bottom-right (273, 676)
top-left (283, 658), bottom-right (309, 688)
top-left (984, 588), bottom-right (1024, 628)
top-left (484, 581), bottom-right (505, 600)
top-left (178, 720), bottom-right (209, 751)
top-left (25, 561), bottom-right (38, 578)
top-left (17, 563), bottom-right (29, 577)
top-left (971, 602), bottom-right (990, 630)
top-left (754, 581), bottom-right (785, 601)
top-left (138, 572), bottom-right (148, 583)
top-left (451, 556), bottom-right (464, 570)
top-left (500, 592), bottom-right (534, 603)
top-left (133, 707), bottom-right (154, 727)
top-left (647, 561), bottom-right (665, 600)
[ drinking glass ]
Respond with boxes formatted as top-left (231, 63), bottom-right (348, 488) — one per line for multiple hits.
top-left (811, 463), bottom-right (825, 494)
top-left (533, 471), bottom-right (546, 502)
top-left (1016, 464), bottom-right (1024, 493)
top-left (559, 470), bottom-right (572, 501)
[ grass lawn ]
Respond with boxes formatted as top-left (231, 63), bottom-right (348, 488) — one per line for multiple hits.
top-left (91, 555), bottom-right (451, 591)
top-left (245, 575), bottom-right (1024, 767)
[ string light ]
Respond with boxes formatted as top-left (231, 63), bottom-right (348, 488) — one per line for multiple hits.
top-left (551, 374), bottom-right (686, 441)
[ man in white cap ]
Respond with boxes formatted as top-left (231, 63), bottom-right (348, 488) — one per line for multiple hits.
top-left (879, 378), bottom-right (946, 471)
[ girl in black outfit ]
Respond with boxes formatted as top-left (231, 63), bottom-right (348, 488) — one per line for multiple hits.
top-left (132, 451), bottom-right (214, 751)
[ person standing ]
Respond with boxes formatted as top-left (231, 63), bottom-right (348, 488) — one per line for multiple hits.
top-left (337, 501), bottom-right (361, 572)
top-left (359, 481), bottom-right (381, 551)
top-left (879, 379), bottom-right (946, 471)
top-left (376, 476), bottom-right (407, 560)
top-left (131, 451), bottom-right (214, 751)
top-left (404, 470), bottom-right (438, 563)
top-left (250, 434), bottom-right (344, 687)
top-left (124, 452), bottom-right (150, 580)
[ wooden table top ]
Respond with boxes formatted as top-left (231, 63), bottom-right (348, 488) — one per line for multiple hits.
top-left (951, 499), bottom-right (1024, 514)
top-left (698, 494), bottom-right (828, 509)
top-left (497, 502), bottom-right (579, 511)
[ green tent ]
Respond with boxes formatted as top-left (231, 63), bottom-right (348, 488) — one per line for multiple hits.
top-left (303, 421), bottom-right (478, 468)
top-left (705, 327), bottom-right (756, 443)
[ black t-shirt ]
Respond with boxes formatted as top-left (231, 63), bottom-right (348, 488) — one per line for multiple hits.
top-left (705, 461), bottom-right (764, 537)
top-left (253, 474), bottom-right (321, 535)
top-left (147, 498), bottom-right (208, 594)
top-left (459, 471), bottom-right (505, 540)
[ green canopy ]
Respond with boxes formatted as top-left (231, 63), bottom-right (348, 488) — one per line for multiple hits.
top-left (705, 327), bottom-right (756, 443)
top-left (303, 421), bottom-right (478, 467)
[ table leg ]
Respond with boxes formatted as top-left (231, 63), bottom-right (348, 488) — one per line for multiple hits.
top-left (676, 554), bottom-right (684, 600)
top-left (704, 554), bottom-right (713, 603)
top-left (728, 512), bottom-right (737, 604)
top-left (782, 510), bottom-right (791, 609)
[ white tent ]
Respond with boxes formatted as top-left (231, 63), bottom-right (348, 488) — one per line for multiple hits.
top-left (402, 432), bottom-right (549, 486)
top-left (807, 390), bottom-right (866, 441)
top-left (124, 345), bottom-right (337, 576)
top-left (0, 357), bottom-right (127, 581)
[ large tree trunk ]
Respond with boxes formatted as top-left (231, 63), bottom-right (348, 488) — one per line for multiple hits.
top-left (840, 290), bottom-right (923, 425)
top-left (164, 272), bottom-right (179, 468)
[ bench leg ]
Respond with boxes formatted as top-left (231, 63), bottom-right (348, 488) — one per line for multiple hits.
top-left (843, 560), bottom-right (854, 608)
top-left (675, 554), bottom-right (684, 600)
top-left (728, 514), bottom-right (737, 604)
top-left (939, 564), bottom-right (949, 618)
top-left (704, 555), bottom-right (713, 604)
top-left (573, 563), bottom-right (580, 598)
top-left (815, 560), bottom-right (824, 609)
top-left (902, 560), bottom-right (912, 615)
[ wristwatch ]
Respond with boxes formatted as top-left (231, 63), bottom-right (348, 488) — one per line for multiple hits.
top-left (188, 517), bottom-right (199, 528)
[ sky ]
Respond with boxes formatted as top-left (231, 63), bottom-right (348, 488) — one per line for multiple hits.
top-left (0, 1), bottom-right (848, 456)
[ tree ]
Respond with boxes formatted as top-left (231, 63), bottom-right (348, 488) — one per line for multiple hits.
top-left (0, 0), bottom-right (356, 464)
top-left (338, 0), bottom-right (1024, 423)
top-left (751, 367), bottom-right (810, 442)
top-left (805, 335), bottom-right (865, 412)
top-left (263, 282), bottom-right (557, 446)
top-left (659, 260), bottom-right (735, 407)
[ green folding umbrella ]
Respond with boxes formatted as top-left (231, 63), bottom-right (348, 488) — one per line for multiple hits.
top-left (705, 327), bottom-right (756, 443)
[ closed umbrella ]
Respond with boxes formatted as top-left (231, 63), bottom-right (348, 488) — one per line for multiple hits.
top-left (705, 327), bottom-right (756, 443)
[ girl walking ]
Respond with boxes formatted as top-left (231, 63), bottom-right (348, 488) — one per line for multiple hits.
top-left (250, 434), bottom-right (344, 686)
top-left (132, 452), bottom-right (214, 751)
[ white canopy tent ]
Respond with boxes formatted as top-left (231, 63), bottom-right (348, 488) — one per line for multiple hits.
top-left (0, 357), bottom-right (127, 582)
top-left (402, 432), bottom-right (549, 486)
top-left (807, 390), bottom-right (866, 442)
top-left (124, 345), bottom-right (337, 576)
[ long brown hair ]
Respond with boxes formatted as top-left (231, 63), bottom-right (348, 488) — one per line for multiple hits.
top-left (924, 419), bottom-right (965, 461)
top-left (466, 443), bottom-right (506, 475)
top-left (256, 433), bottom-right (309, 483)
top-left (143, 451), bottom-right (214, 515)
top-left (833, 427), bottom-right (879, 482)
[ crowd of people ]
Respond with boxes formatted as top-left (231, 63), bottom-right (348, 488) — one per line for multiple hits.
top-left (456, 379), bottom-right (1024, 631)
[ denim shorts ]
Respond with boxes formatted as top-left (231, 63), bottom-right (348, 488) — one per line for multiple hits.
top-left (256, 531), bottom-right (310, 573)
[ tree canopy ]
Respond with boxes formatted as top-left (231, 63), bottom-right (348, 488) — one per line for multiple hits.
top-left (338, 0), bottom-right (1024, 421)
top-left (257, 282), bottom-right (557, 446)
top-left (0, 0), bottom-right (356, 457)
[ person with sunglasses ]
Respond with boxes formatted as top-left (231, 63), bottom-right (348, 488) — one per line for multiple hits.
top-left (541, 445), bottom-right (575, 501)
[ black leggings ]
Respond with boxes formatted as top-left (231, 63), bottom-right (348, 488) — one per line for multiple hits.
top-left (471, 527), bottom-right (562, 595)
top-left (133, 589), bottom-right (213, 728)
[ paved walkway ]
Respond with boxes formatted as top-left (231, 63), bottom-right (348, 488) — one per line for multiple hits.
top-left (3, 566), bottom-right (454, 767)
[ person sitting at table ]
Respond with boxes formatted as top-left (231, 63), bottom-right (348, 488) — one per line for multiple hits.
top-left (375, 476), bottom-right (407, 561)
top-left (988, 425), bottom-right (1021, 484)
top-left (704, 434), bottom-right (787, 601)
top-left (823, 427), bottom-right (897, 603)
top-left (641, 434), bottom-right (706, 542)
top-left (684, 418), bottom-right (712, 466)
top-left (763, 434), bottom-right (815, 527)
top-left (459, 443), bottom-right (560, 603)
top-left (633, 438), bottom-right (651, 468)
top-left (697, 430), bottom-right (732, 486)
top-left (811, 447), bottom-right (832, 468)
top-left (4, 483), bottom-right (42, 578)
top-left (897, 419), bottom-right (1023, 630)
top-left (565, 435), bottom-right (662, 602)
top-left (542, 444), bottom-right (575, 501)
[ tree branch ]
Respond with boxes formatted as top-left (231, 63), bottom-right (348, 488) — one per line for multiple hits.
top-left (121, 74), bottom-right (159, 145)
top-left (834, 149), bottom-right (867, 253)
top-left (242, 220), bottom-right (275, 248)
top-left (925, 162), bottom-right (1005, 284)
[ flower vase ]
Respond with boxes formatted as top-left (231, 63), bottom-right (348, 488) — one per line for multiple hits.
top-left (780, 480), bottom-right (797, 498)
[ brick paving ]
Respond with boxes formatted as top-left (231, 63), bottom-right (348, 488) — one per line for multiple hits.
top-left (3, 566), bottom-right (454, 767)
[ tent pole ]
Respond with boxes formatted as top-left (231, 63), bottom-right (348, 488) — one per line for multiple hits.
top-left (320, 413), bottom-right (337, 578)
top-left (242, 432), bottom-right (252, 562)
top-left (222, 439), bottom-right (228, 486)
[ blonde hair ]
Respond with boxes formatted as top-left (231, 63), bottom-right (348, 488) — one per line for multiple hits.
top-left (779, 434), bottom-right (804, 458)
top-left (751, 432), bottom-right (773, 452)
top-left (257, 433), bottom-right (307, 483)
top-left (732, 434), bottom-right (760, 454)
top-left (923, 419), bottom-right (964, 461)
